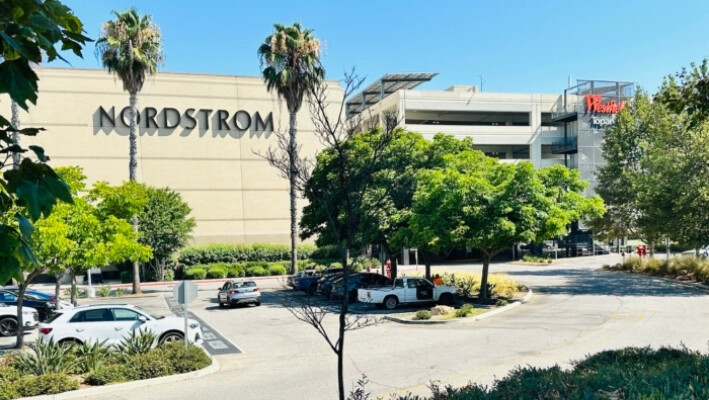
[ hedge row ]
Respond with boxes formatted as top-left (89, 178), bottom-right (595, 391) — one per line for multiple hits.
top-left (183, 261), bottom-right (290, 280)
top-left (178, 243), bottom-right (341, 266)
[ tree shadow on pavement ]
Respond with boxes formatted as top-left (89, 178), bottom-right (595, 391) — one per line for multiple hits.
top-left (505, 268), bottom-right (708, 297)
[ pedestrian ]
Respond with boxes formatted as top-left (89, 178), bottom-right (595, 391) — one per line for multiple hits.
top-left (433, 274), bottom-right (443, 285)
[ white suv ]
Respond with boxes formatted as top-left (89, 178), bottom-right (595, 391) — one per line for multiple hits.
top-left (38, 303), bottom-right (203, 346)
top-left (0, 303), bottom-right (39, 336)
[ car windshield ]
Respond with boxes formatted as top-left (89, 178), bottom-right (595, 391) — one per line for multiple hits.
top-left (132, 306), bottom-right (165, 320)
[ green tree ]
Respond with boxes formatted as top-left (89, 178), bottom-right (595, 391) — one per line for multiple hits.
top-left (258, 22), bottom-right (324, 274)
top-left (138, 187), bottom-right (195, 281)
top-left (407, 152), bottom-right (603, 300)
top-left (96, 7), bottom-right (163, 294)
top-left (657, 58), bottom-right (709, 129)
top-left (0, 0), bottom-right (89, 284)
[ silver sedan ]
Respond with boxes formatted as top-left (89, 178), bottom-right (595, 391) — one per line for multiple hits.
top-left (218, 280), bottom-right (261, 308)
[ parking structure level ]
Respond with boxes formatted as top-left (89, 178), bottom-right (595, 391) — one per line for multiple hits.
top-left (164, 296), bottom-right (242, 355)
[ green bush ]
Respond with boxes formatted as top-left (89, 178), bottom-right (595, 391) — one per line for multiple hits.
top-left (227, 263), bottom-right (246, 277)
top-left (206, 266), bottom-right (227, 279)
top-left (455, 304), bottom-right (474, 318)
top-left (309, 244), bottom-right (340, 259)
top-left (0, 384), bottom-right (17, 400)
top-left (73, 340), bottom-right (110, 373)
top-left (496, 299), bottom-right (508, 307)
top-left (97, 285), bottom-right (111, 297)
top-left (329, 262), bottom-right (342, 269)
top-left (412, 310), bottom-right (432, 320)
top-left (158, 341), bottom-right (211, 373)
top-left (84, 364), bottom-right (128, 386)
top-left (267, 262), bottom-right (287, 276)
top-left (115, 288), bottom-right (126, 297)
top-left (0, 366), bottom-right (20, 382)
top-left (15, 373), bottom-right (79, 397)
top-left (13, 338), bottom-right (77, 375)
top-left (115, 330), bottom-right (157, 358)
top-left (247, 266), bottom-right (267, 277)
top-left (184, 267), bottom-right (206, 280)
top-left (120, 270), bottom-right (133, 284)
top-left (178, 243), bottom-right (326, 267)
top-left (163, 269), bottom-right (175, 282)
top-left (125, 350), bottom-right (175, 380)
top-left (621, 256), bottom-right (643, 272)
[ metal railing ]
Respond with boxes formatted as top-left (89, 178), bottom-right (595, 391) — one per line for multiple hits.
top-left (551, 136), bottom-right (578, 154)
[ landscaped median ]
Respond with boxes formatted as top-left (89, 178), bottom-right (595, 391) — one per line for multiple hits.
top-left (0, 333), bottom-right (214, 400)
top-left (603, 255), bottom-right (709, 286)
top-left (383, 271), bottom-right (532, 324)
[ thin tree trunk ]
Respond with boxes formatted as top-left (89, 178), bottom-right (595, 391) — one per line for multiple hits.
top-left (480, 252), bottom-right (491, 301)
top-left (128, 91), bottom-right (142, 294)
top-left (11, 100), bottom-right (20, 169)
top-left (70, 270), bottom-right (77, 306)
top-left (289, 111), bottom-right (299, 274)
top-left (54, 275), bottom-right (62, 308)
top-left (337, 245), bottom-right (349, 400)
top-left (15, 285), bottom-right (25, 348)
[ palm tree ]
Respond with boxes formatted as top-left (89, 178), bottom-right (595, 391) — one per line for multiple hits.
top-left (97, 8), bottom-right (163, 294)
top-left (258, 23), bottom-right (324, 274)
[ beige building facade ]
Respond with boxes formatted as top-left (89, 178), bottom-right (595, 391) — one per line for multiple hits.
top-left (3, 68), bottom-right (344, 245)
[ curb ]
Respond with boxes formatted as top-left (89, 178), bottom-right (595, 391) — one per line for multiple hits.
top-left (602, 268), bottom-right (709, 292)
top-left (17, 351), bottom-right (220, 400)
top-left (383, 285), bottom-right (533, 325)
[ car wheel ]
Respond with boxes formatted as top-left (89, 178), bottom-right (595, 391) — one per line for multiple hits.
top-left (218, 302), bottom-right (226, 308)
top-left (0, 317), bottom-right (17, 336)
top-left (160, 331), bottom-right (184, 344)
top-left (383, 296), bottom-right (398, 310)
top-left (438, 293), bottom-right (453, 306)
top-left (255, 301), bottom-right (261, 306)
top-left (59, 338), bottom-right (81, 347)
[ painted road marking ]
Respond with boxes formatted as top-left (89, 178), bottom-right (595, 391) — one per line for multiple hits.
top-left (164, 296), bottom-right (242, 355)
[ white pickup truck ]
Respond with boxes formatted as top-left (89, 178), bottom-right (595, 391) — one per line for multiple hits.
top-left (357, 277), bottom-right (456, 310)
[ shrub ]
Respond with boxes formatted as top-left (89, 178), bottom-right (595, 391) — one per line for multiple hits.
top-left (184, 267), bottom-right (206, 280)
top-left (84, 364), bottom-right (128, 386)
top-left (115, 288), bottom-right (126, 297)
top-left (206, 266), bottom-right (227, 279)
top-left (73, 340), bottom-right (110, 373)
top-left (13, 338), bottom-right (77, 375)
top-left (120, 270), bottom-right (133, 284)
top-left (267, 262), bottom-right (287, 276)
top-left (412, 310), bottom-right (432, 320)
top-left (163, 269), bottom-right (175, 282)
top-left (621, 257), bottom-right (643, 272)
top-left (227, 263), bottom-right (246, 277)
top-left (0, 365), bottom-right (20, 382)
top-left (496, 299), bottom-right (509, 306)
top-left (247, 266), bottom-right (267, 277)
top-left (97, 285), bottom-right (111, 297)
top-left (329, 262), bottom-right (342, 269)
top-left (125, 350), bottom-right (175, 380)
top-left (158, 341), bottom-right (211, 373)
top-left (0, 383), bottom-right (18, 400)
top-left (15, 373), bottom-right (79, 397)
top-left (115, 330), bottom-right (157, 359)
top-left (455, 304), bottom-right (474, 318)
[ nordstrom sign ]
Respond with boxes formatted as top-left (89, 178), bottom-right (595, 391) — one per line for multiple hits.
top-left (97, 106), bottom-right (274, 132)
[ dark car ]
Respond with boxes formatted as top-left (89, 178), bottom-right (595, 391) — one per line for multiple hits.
top-left (331, 273), bottom-right (393, 302)
top-left (317, 271), bottom-right (345, 298)
top-left (0, 290), bottom-right (55, 321)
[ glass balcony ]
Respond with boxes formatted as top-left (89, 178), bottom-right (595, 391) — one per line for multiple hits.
top-left (551, 137), bottom-right (578, 154)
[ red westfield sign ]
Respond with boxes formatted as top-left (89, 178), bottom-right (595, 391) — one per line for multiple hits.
top-left (585, 95), bottom-right (626, 114)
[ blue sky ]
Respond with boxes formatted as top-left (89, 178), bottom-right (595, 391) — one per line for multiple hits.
top-left (54, 0), bottom-right (709, 95)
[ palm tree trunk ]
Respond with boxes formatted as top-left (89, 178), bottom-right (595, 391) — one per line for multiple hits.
top-left (129, 91), bottom-right (142, 294)
top-left (11, 100), bottom-right (20, 169)
top-left (289, 111), bottom-right (299, 274)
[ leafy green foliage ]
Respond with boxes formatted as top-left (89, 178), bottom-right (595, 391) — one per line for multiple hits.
top-left (12, 338), bottom-right (77, 375)
top-left (454, 304), bottom-right (474, 318)
top-left (96, 8), bottom-right (163, 95)
top-left (0, 0), bottom-right (89, 284)
top-left (412, 310), bottom-right (432, 320)
top-left (138, 187), bottom-right (195, 281)
top-left (206, 266), bottom-right (227, 279)
top-left (607, 256), bottom-right (709, 284)
top-left (83, 364), bottom-right (128, 386)
top-left (115, 330), bottom-right (157, 358)
top-left (124, 350), bottom-right (175, 380)
top-left (97, 285), bottom-right (111, 297)
top-left (73, 339), bottom-right (110, 373)
top-left (267, 263), bottom-right (287, 275)
top-left (157, 341), bottom-right (211, 373)
top-left (15, 373), bottom-right (79, 397)
top-left (184, 267), bottom-right (206, 280)
top-left (178, 243), bottom-right (319, 266)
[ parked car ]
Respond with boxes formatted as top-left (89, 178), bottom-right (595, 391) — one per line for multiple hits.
top-left (317, 272), bottom-right (345, 298)
top-left (288, 269), bottom-right (317, 289)
top-left (38, 303), bottom-right (203, 346)
top-left (357, 277), bottom-right (456, 310)
top-left (0, 289), bottom-right (56, 321)
top-left (0, 303), bottom-right (39, 336)
top-left (218, 280), bottom-right (261, 308)
top-left (681, 247), bottom-right (709, 257)
top-left (0, 286), bottom-right (73, 309)
top-left (296, 268), bottom-right (343, 295)
top-left (331, 273), bottom-right (393, 302)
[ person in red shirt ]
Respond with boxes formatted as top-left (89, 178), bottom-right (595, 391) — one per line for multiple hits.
top-left (433, 274), bottom-right (443, 285)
